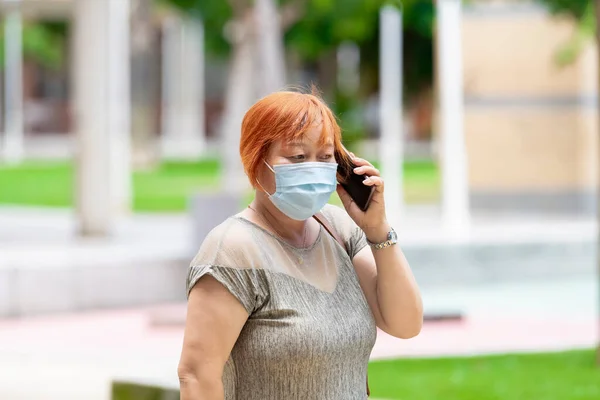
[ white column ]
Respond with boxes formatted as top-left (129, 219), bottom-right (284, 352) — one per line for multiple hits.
top-left (161, 15), bottom-right (205, 160)
top-left (3, 2), bottom-right (24, 165)
top-left (182, 17), bottom-right (205, 155)
top-left (254, 0), bottom-right (286, 96)
top-left (379, 5), bottom-right (403, 228)
top-left (161, 16), bottom-right (177, 156)
top-left (438, 0), bottom-right (470, 233)
top-left (73, 0), bottom-right (131, 236)
top-left (108, 0), bottom-right (132, 214)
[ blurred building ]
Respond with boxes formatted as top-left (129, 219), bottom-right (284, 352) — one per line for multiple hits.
top-left (463, 1), bottom-right (597, 215)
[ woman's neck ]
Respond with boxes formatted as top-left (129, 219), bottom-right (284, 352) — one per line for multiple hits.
top-left (250, 195), bottom-right (309, 243)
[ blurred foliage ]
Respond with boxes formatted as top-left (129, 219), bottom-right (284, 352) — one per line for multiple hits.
top-left (333, 90), bottom-right (366, 147)
top-left (0, 21), bottom-right (67, 69)
top-left (536, 0), bottom-right (595, 66)
top-left (162, 0), bottom-right (434, 99)
top-left (162, 0), bottom-right (434, 143)
top-left (157, 0), bottom-right (232, 55)
top-left (285, 0), bottom-right (383, 61)
top-left (536, 0), bottom-right (590, 20)
top-left (288, 0), bottom-right (434, 96)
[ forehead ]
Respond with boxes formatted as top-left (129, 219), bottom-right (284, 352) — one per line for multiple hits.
top-left (283, 124), bottom-right (334, 147)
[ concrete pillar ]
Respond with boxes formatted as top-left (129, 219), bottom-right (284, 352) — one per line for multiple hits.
top-left (161, 15), bottom-right (205, 160)
top-left (73, 0), bottom-right (131, 236)
top-left (2, 2), bottom-right (24, 165)
top-left (438, 0), bottom-right (470, 232)
top-left (379, 5), bottom-right (403, 228)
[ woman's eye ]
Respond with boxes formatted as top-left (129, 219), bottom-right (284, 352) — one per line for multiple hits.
top-left (320, 154), bottom-right (333, 160)
top-left (290, 154), bottom-right (305, 160)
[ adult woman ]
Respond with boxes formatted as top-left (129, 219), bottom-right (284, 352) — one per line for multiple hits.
top-left (178, 90), bottom-right (422, 399)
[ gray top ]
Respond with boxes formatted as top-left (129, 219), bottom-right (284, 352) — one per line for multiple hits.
top-left (187, 204), bottom-right (376, 399)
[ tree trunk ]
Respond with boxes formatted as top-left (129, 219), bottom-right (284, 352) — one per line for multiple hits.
top-left (220, 0), bottom-right (289, 193)
top-left (254, 0), bottom-right (287, 96)
top-left (130, 0), bottom-right (160, 169)
top-left (317, 50), bottom-right (338, 100)
top-left (221, 7), bottom-right (256, 194)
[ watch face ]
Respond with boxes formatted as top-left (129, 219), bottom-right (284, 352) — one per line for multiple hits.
top-left (388, 228), bottom-right (397, 241)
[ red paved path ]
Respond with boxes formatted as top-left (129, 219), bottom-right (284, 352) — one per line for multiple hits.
top-left (0, 304), bottom-right (595, 360)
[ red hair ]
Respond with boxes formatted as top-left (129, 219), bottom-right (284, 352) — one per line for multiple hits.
top-left (240, 90), bottom-right (352, 188)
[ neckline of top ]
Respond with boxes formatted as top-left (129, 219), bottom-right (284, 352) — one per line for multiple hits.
top-left (234, 215), bottom-right (324, 252)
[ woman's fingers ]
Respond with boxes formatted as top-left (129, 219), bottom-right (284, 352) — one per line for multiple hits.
top-left (350, 156), bottom-right (381, 180)
top-left (351, 156), bottom-right (371, 167)
top-left (353, 165), bottom-right (380, 177)
top-left (362, 176), bottom-right (384, 191)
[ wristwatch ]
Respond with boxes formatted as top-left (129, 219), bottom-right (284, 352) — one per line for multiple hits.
top-left (367, 227), bottom-right (398, 250)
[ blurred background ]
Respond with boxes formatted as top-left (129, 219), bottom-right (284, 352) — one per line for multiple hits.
top-left (0, 0), bottom-right (599, 399)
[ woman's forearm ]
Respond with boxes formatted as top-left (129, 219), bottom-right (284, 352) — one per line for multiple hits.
top-left (367, 225), bottom-right (423, 338)
top-left (373, 245), bottom-right (423, 337)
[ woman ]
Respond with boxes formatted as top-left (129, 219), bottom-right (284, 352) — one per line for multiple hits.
top-left (178, 90), bottom-right (423, 399)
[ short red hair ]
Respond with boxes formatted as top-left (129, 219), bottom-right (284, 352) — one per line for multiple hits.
top-left (240, 90), bottom-right (351, 188)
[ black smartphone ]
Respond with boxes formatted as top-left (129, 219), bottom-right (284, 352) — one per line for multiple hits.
top-left (337, 149), bottom-right (375, 212)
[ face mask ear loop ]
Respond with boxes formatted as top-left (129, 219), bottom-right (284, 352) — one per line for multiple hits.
top-left (256, 179), bottom-right (273, 196)
top-left (263, 160), bottom-right (275, 173)
top-left (257, 160), bottom-right (275, 196)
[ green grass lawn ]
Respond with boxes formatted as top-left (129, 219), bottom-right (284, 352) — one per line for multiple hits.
top-left (368, 349), bottom-right (600, 400)
top-left (0, 159), bottom-right (439, 212)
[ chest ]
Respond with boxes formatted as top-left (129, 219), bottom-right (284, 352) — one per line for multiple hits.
top-left (233, 265), bottom-right (377, 364)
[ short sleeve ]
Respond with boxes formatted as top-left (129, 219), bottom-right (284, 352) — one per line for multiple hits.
top-left (186, 218), bottom-right (268, 315)
top-left (187, 264), bottom-right (260, 315)
top-left (347, 224), bottom-right (368, 259)
top-left (320, 204), bottom-right (368, 259)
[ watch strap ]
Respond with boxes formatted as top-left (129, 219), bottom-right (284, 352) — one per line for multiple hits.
top-left (367, 227), bottom-right (397, 250)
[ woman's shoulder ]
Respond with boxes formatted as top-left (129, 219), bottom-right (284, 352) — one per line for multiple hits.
top-left (319, 204), bottom-right (367, 259)
top-left (187, 216), bottom-right (269, 309)
top-left (191, 216), bottom-right (262, 270)
top-left (320, 203), bottom-right (348, 220)
top-left (200, 215), bottom-right (253, 243)
top-left (319, 204), bottom-right (355, 236)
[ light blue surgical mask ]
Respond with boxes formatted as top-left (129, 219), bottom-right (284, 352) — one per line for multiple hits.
top-left (261, 161), bottom-right (338, 221)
